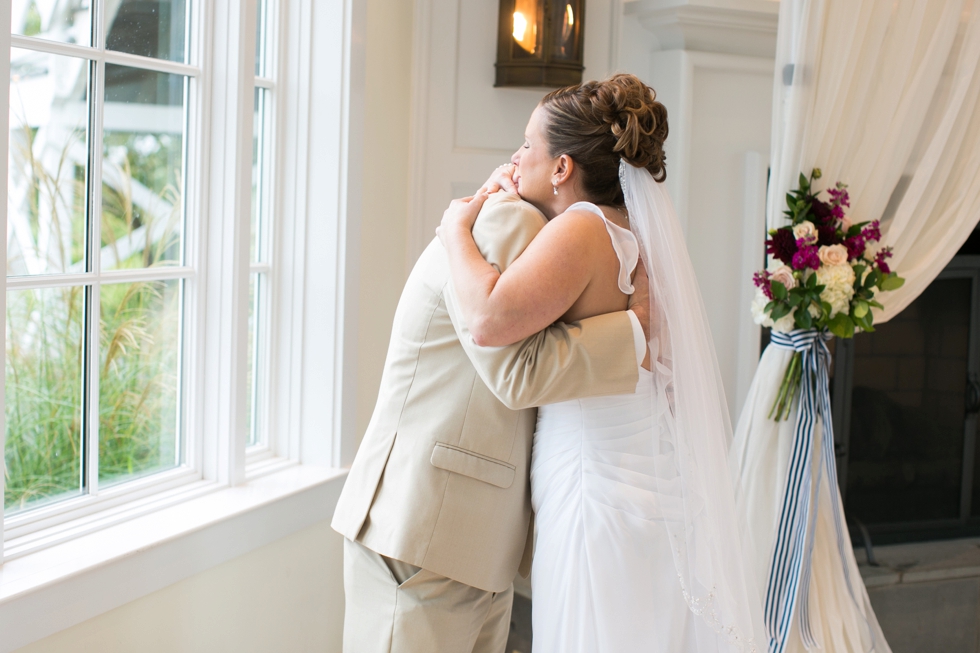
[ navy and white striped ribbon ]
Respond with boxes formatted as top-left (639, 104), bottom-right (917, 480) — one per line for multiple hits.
top-left (764, 329), bottom-right (867, 653)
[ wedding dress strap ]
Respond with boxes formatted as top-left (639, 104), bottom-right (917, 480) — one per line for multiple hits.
top-left (566, 201), bottom-right (638, 294)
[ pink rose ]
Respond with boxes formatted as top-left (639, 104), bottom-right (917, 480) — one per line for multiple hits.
top-left (840, 215), bottom-right (852, 232)
top-left (792, 221), bottom-right (817, 244)
top-left (819, 244), bottom-right (848, 267)
top-left (770, 265), bottom-right (796, 291)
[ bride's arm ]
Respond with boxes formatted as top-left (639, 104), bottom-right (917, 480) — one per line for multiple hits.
top-left (438, 194), bottom-right (602, 347)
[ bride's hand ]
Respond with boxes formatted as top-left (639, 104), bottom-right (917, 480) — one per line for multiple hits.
top-left (436, 191), bottom-right (491, 248)
top-left (481, 163), bottom-right (517, 194)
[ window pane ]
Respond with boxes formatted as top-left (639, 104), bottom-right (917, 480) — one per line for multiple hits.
top-left (846, 278), bottom-right (972, 524)
top-left (99, 279), bottom-right (181, 485)
top-left (8, 49), bottom-right (89, 277)
top-left (251, 88), bottom-right (270, 263)
top-left (102, 65), bottom-right (185, 271)
top-left (5, 286), bottom-right (86, 513)
top-left (255, 0), bottom-right (267, 76)
top-left (246, 273), bottom-right (262, 446)
top-left (11, 0), bottom-right (92, 47)
top-left (106, 0), bottom-right (187, 63)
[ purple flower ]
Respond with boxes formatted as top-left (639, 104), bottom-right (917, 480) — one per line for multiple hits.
top-left (875, 246), bottom-right (894, 275)
top-left (827, 184), bottom-right (850, 208)
top-left (753, 271), bottom-right (773, 299)
top-left (792, 244), bottom-right (821, 271)
top-left (831, 204), bottom-right (845, 220)
top-left (862, 220), bottom-right (882, 242)
top-left (845, 235), bottom-right (865, 260)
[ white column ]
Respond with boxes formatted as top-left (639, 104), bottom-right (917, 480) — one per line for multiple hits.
top-left (621, 0), bottom-right (778, 422)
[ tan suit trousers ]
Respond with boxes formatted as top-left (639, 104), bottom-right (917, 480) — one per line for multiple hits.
top-left (343, 539), bottom-right (514, 653)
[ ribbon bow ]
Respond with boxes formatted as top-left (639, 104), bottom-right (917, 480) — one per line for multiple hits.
top-left (764, 329), bottom-right (865, 653)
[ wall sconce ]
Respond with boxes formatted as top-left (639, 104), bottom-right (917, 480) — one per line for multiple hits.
top-left (495, 0), bottom-right (585, 88)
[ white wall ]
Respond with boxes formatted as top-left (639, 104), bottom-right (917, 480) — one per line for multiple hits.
top-left (406, 0), bottom-right (627, 263)
top-left (355, 0), bottom-right (414, 439)
top-left (14, 521), bottom-right (345, 653)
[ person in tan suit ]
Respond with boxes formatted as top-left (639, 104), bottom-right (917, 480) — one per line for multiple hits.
top-left (331, 186), bottom-right (649, 652)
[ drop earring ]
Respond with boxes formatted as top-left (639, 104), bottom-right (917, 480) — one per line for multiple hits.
top-left (553, 184), bottom-right (558, 195)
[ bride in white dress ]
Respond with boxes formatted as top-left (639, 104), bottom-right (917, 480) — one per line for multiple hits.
top-left (439, 74), bottom-right (764, 652)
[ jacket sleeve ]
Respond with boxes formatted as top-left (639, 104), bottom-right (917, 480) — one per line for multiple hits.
top-left (443, 195), bottom-right (639, 410)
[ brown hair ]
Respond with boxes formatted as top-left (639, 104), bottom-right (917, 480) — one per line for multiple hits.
top-left (540, 73), bottom-right (668, 206)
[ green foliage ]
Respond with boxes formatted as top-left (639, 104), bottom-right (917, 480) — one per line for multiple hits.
top-left (5, 127), bottom-right (182, 513)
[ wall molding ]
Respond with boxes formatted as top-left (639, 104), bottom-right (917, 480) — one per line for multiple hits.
top-left (626, 0), bottom-right (779, 58)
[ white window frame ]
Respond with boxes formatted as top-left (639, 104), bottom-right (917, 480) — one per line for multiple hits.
top-left (0, 0), bottom-right (365, 568)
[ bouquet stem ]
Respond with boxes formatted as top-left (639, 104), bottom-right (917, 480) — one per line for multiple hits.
top-left (768, 352), bottom-right (803, 421)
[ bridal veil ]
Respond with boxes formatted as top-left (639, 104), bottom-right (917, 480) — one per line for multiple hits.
top-left (621, 161), bottom-right (765, 652)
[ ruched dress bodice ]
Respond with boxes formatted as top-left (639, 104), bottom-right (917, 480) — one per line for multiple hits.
top-left (528, 202), bottom-right (697, 653)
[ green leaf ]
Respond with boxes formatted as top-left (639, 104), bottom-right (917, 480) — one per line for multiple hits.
top-left (795, 305), bottom-right (813, 329)
top-left (806, 273), bottom-right (818, 290)
top-left (771, 280), bottom-right (788, 300)
top-left (799, 173), bottom-right (809, 190)
top-left (828, 313), bottom-right (855, 339)
top-left (764, 300), bottom-right (776, 313)
top-left (853, 301), bottom-right (869, 319)
top-left (868, 299), bottom-right (884, 309)
top-left (787, 293), bottom-right (804, 307)
top-left (865, 269), bottom-right (880, 289)
top-left (879, 274), bottom-right (906, 292)
top-left (786, 193), bottom-right (797, 211)
top-left (771, 302), bottom-right (792, 321)
top-left (821, 301), bottom-right (833, 316)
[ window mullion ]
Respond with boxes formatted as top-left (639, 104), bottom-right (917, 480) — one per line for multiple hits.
top-left (87, 45), bottom-right (106, 500)
top-left (0, 0), bottom-right (12, 562)
top-left (201, 0), bottom-right (259, 486)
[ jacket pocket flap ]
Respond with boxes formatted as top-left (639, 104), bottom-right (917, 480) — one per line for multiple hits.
top-left (430, 443), bottom-right (516, 489)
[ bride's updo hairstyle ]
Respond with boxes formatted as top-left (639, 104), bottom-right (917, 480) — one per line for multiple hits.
top-left (541, 73), bottom-right (668, 206)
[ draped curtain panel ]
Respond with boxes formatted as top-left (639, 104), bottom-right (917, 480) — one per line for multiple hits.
top-left (767, 0), bottom-right (980, 322)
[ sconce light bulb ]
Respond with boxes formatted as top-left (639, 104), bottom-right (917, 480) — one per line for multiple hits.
top-left (513, 12), bottom-right (527, 42)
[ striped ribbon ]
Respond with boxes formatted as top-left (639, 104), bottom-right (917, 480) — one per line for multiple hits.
top-left (764, 329), bottom-right (866, 653)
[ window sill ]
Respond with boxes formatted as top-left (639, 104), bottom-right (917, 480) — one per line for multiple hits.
top-left (0, 464), bottom-right (348, 653)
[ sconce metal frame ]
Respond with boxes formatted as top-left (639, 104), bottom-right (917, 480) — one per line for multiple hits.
top-left (495, 0), bottom-right (585, 88)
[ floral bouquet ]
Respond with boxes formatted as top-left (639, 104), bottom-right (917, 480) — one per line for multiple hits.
top-left (751, 169), bottom-right (904, 419)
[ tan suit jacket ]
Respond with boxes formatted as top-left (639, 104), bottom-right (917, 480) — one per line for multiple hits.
top-left (331, 193), bottom-right (639, 593)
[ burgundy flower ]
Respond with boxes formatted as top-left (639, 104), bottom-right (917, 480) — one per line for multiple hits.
top-left (845, 235), bottom-right (865, 260)
top-left (809, 198), bottom-right (833, 225)
top-left (792, 245), bottom-right (821, 271)
top-left (862, 220), bottom-right (882, 242)
top-left (766, 228), bottom-right (798, 266)
top-left (817, 224), bottom-right (839, 247)
top-left (753, 271), bottom-right (773, 299)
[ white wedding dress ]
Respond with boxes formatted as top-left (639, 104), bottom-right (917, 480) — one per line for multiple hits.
top-left (529, 201), bottom-right (697, 652)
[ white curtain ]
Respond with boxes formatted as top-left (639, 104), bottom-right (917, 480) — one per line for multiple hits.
top-left (767, 0), bottom-right (980, 321)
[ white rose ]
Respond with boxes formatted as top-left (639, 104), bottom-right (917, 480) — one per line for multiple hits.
top-left (751, 289), bottom-right (773, 327)
top-left (815, 263), bottom-right (856, 317)
top-left (770, 265), bottom-right (796, 291)
top-left (819, 244), bottom-right (848, 267)
top-left (793, 221), bottom-right (817, 243)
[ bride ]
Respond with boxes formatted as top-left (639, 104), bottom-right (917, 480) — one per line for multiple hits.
top-left (438, 74), bottom-right (764, 652)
